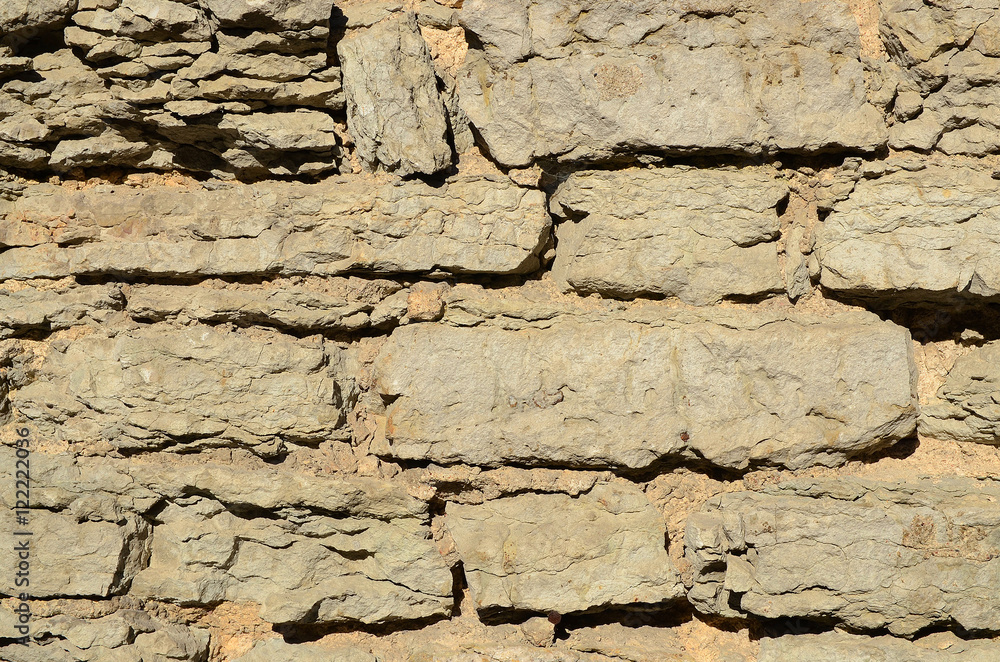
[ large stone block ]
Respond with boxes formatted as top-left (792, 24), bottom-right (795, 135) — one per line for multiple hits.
top-left (816, 164), bottom-right (1000, 301)
top-left (883, 0), bottom-right (1000, 155)
top-left (686, 477), bottom-right (1000, 635)
top-left (550, 166), bottom-right (788, 304)
top-left (372, 304), bottom-right (917, 470)
top-left (0, 176), bottom-right (550, 279)
top-left (11, 323), bottom-right (350, 455)
top-left (130, 494), bottom-right (453, 626)
top-left (759, 631), bottom-right (999, 662)
top-left (338, 12), bottom-right (452, 176)
top-left (0, 610), bottom-right (210, 662)
top-left (457, 0), bottom-right (887, 167)
top-left (446, 482), bottom-right (683, 616)
top-left (0, 509), bottom-right (149, 599)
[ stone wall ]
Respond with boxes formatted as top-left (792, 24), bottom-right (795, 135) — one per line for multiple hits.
top-left (2, 0), bottom-right (1000, 660)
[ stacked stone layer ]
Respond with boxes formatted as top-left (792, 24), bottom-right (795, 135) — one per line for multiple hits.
top-left (2, 1), bottom-right (1000, 661)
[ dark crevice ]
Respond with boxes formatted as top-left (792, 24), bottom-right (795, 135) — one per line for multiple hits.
top-left (274, 612), bottom-right (451, 643)
top-left (820, 293), bottom-right (1000, 343)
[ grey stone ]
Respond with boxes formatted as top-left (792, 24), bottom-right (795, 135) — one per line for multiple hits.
top-left (125, 282), bottom-right (402, 332)
top-left (124, 459), bottom-right (430, 520)
top-left (372, 298), bottom-right (917, 470)
top-left (686, 477), bottom-right (1000, 635)
top-left (816, 163), bottom-right (1000, 301)
top-left (0, 176), bottom-right (549, 280)
top-left (235, 639), bottom-right (377, 662)
top-left (920, 341), bottom-right (1000, 444)
top-left (0, 178), bottom-right (551, 280)
top-left (550, 167), bottom-right (788, 304)
top-left (447, 482), bottom-right (683, 615)
top-left (202, 0), bottom-right (336, 30)
top-left (0, 611), bottom-right (210, 662)
top-left (0, 283), bottom-right (123, 337)
top-left (0, 509), bottom-right (149, 598)
top-left (11, 323), bottom-right (351, 455)
top-left (457, 0), bottom-right (887, 167)
top-left (338, 13), bottom-right (452, 176)
top-left (882, 0), bottom-right (1000, 156)
top-left (130, 494), bottom-right (453, 625)
top-left (759, 631), bottom-right (1000, 662)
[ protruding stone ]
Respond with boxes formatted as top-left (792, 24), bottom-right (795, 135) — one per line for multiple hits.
top-left (373, 303), bottom-right (917, 471)
top-left (816, 163), bottom-right (1000, 302)
top-left (687, 477), bottom-right (1000, 635)
top-left (550, 167), bottom-right (788, 304)
top-left (338, 13), bottom-right (452, 176)
top-left (447, 482), bottom-right (684, 615)
top-left (458, 0), bottom-right (887, 167)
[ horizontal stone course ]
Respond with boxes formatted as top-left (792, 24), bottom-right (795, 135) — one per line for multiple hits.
top-left (0, 176), bottom-right (550, 279)
top-left (687, 477), bottom-right (1000, 635)
top-left (816, 163), bottom-right (1000, 301)
top-left (446, 482), bottom-right (684, 615)
top-left (550, 166), bottom-right (788, 304)
top-left (458, 0), bottom-right (887, 166)
top-left (373, 298), bottom-right (918, 471)
top-left (11, 323), bottom-right (350, 455)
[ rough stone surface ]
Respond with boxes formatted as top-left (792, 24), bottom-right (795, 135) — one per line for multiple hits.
top-left (920, 341), bottom-right (1000, 444)
top-left (687, 477), bottom-right (1000, 635)
top-left (125, 279), bottom-right (408, 333)
top-left (0, 0), bottom-right (76, 36)
top-left (11, 323), bottom-right (351, 455)
top-left (550, 167), bottom-right (789, 304)
top-left (457, 0), bottom-right (887, 166)
top-left (446, 482), bottom-right (683, 615)
top-left (338, 12), bottom-right (452, 176)
top-left (816, 163), bottom-right (1000, 301)
top-left (759, 631), bottom-right (1000, 662)
top-left (883, 0), bottom-right (1000, 155)
top-left (0, 283), bottom-right (123, 337)
top-left (0, 509), bottom-right (149, 599)
top-left (0, 177), bottom-right (550, 279)
top-left (373, 302), bottom-right (917, 470)
top-left (0, 611), bottom-right (211, 662)
top-left (130, 494), bottom-right (452, 625)
top-left (234, 639), bottom-right (377, 662)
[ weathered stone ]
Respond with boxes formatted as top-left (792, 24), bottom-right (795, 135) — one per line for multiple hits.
top-left (0, 283), bottom-right (123, 338)
top-left (883, 0), bottom-right (1000, 156)
top-left (124, 459), bottom-right (430, 520)
top-left (0, 611), bottom-right (211, 662)
top-left (759, 631), bottom-right (1000, 662)
top-left (131, 494), bottom-right (452, 625)
top-left (447, 482), bottom-right (683, 615)
top-left (126, 281), bottom-right (404, 332)
top-left (920, 342), bottom-right (1000, 444)
top-left (202, 0), bottom-right (336, 30)
top-left (550, 167), bottom-right (788, 304)
top-left (0, 0), bottom-right (75, 36)
top-left (235, 639), bottom-right (377, 662)
top-left (816, 163), bottom-right (1000, 301)
top-left (338, 13), bottom-right (452, 176)
top-left (409, 642), bottom-right (690, 662)
top-left (11, 323), bottom-right (351, 455)
top-left (0, 176), bottom-right (549, 279)
top-left (687, 477), bottom-right (1000, 635)
top-left (457, 0), bottom-right (887, 167)
top-left (0, 509), bottom-right (149, 598)
top-left (372, 300), bottom-right (917, 471)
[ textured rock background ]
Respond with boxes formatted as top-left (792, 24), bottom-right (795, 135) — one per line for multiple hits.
top-left (2, 0), bottom-right (1000, 660)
